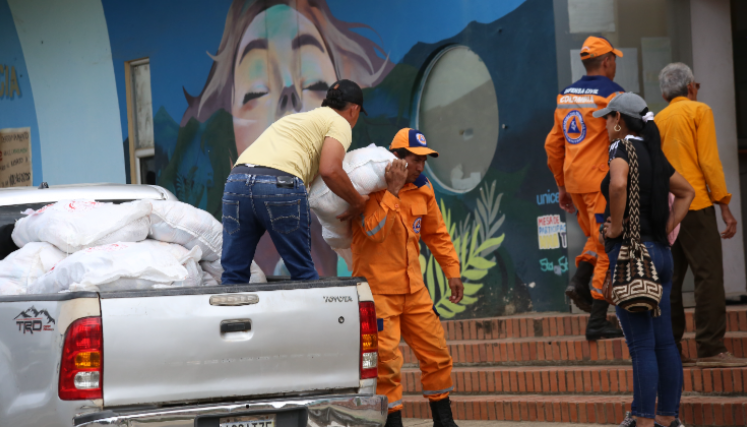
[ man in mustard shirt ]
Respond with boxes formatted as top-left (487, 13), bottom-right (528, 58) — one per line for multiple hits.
top-left (221, 80), bottom-right (368, 284)
top-left (352, 128), bottom-right (463, 427)
top-left (658, 63), bottom-right (746, 368)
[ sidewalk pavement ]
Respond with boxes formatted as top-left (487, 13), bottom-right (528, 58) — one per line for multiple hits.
top-left (404, 419), bottom-right (610, 427)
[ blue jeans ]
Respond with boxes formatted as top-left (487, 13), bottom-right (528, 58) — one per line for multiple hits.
top-left (221, 173), bottom-right (319, 284)
top-left (609, 241), bottom-right (682, 419)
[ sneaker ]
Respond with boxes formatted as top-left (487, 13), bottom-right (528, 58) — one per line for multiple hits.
top-left (696, 352), bottom-right (747, 368)
top-left (680, 355), bottom-right (697, 367)
top-left (620, 411), bottom-right (636, 427)
top-left (655, 419), bottom-right (686, 427)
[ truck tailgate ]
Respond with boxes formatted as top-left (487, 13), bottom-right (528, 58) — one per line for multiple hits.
top-left (100, 282), bottom-right (361, 406)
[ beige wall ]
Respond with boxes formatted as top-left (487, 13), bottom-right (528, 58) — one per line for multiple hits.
top-left (690, 0), bottom-right (746, 296)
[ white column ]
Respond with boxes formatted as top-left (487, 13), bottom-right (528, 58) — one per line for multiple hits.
top-left (690, 0), bottom-right (746, 296)
top-left (8, 0), bottom-right (125, 185)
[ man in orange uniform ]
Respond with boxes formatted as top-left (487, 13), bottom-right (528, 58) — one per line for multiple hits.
top-left (545, 36), bottom-right (624, 340)
top-left (351, 128), bottom-right (463, 427)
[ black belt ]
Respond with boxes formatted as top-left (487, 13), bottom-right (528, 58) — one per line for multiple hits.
top-left (232, 165), bottom-right (292, 177)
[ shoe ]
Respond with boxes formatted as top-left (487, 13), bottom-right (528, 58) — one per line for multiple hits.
top-left (586, 299), bottom-right (624, 340)
top-left (430, 397), bottom-right (458, 427)
top-left (680, 354), bottom-right (697, 367)
top-left (385, 410), bottom-right (403, 427)
top-left (655, 419), bottom-right (686, 427)
top-left (696, 352), bottom-right (747, 368)
top-left (620, 411), bottom-right (636, 427)
top-left (566, 261), bottom-right (594, 313)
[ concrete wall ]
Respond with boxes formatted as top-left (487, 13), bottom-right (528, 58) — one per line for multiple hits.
top-left (690, 0), bottom-right (746, 296)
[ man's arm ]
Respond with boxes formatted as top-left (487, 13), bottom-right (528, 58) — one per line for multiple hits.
top-left (545, 110), bottom-right (575, 213)
top-left (695, 108), bottom-right (736, 238)
top-left (355, 160), bottom-right (407, 243)
top-left (319, 137), bottom-right (368, 221)
top-left (420, 184), bottom-right (463, 303)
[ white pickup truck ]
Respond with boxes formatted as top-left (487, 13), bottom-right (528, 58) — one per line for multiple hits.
top-left (0, 184), bottom-right (385, 427)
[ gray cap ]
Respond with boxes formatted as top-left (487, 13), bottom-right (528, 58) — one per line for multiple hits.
top-left (592, 92), bottom-right (649, 119)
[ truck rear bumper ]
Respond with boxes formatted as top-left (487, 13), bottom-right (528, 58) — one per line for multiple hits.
top-left (73, 394), bottom-right (387, 427)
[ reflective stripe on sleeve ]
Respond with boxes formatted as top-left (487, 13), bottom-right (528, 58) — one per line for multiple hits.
top-left (366, 217), bottom-right (387, 237)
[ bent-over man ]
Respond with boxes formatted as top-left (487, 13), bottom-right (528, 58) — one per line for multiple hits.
top-left (222, 80), bottom-right (368, 284)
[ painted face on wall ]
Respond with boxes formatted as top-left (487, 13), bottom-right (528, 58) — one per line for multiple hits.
top-left (231, 5), bottom-right (338, 154)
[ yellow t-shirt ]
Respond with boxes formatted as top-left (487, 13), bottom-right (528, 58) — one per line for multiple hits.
top-left (235, 107), bottom-right (352, 185)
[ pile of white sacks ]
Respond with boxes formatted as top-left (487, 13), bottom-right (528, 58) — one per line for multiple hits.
top-left (309, 144), bottom-right (396, 269)
top-left (0, 199), bottom-right (265, 296)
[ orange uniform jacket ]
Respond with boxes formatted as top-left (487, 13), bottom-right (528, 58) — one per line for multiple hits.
top-left (351, 175), bottom-right (460, 295)
top-left (545, 75), bottom-right (624, 194)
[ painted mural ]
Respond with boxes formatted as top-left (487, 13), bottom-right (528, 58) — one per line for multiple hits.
top-left (0, 0), bottom-right (43, 186)
top-left (104, 0), bottom-right (569, 318)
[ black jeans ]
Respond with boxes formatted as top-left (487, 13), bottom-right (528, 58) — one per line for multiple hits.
top-left (670, 206), bottom-right (727, 358)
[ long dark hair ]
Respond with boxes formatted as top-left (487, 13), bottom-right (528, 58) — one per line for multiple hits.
top-left (320, 86), bottom-right (348, 110)
top-left (620, 109), bottom-right (670, 244)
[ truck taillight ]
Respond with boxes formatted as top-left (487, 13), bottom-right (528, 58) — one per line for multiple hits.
top-left (59, 317), bottom-right (103, 400)
top-left (359, 301), bottom-right (378, 379)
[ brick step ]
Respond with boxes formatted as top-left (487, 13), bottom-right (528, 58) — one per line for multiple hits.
top-left (401, 365), bottom-right (747, 396)
top-left (438, 306), bottom-right (747, 341)
top-left (401, 394), bottom-right (747, 426)
top-left (399, 332), bottom-right (747, 365)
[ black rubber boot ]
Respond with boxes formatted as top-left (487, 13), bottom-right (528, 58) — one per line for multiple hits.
top-left (385, 410), bottom-right (403, 427)
top-left (565, 260), bottom-right (594, 313)
top-left (430, 397), bottom-right (458, 427)
top-left (586, 299), bottom-right (624, 340)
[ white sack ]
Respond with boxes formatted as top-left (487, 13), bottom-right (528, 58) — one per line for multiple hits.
top-left (0, 243), bottom-right (67, 295)
top-left (28, 240), bottom-right (202, 294)
top-left (309, 144), bottom-right (396, 250)
top-left (148, 200), bottom-right (223, 262)
top-left (334, 248), bottom-right (353, 272)
top-left (200, 259), bottom-right (267, 284)
top-left (12, 200), bottom-right (151, 253)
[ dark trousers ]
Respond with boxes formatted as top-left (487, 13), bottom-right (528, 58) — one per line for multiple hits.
top-left (670, 206), bottom-right (727, 358)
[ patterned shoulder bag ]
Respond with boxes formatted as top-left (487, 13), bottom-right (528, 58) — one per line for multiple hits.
top-left (610, 138), bottom-right (663, 315)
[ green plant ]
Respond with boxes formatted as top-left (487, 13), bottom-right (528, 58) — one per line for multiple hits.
top-left (420, 181), bottom-right (505, 318)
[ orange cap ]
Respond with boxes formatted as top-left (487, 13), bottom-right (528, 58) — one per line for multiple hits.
top-left (580, 36), bottom-right (623, 60)
top-left (389, 128), bottom-right (439, 157)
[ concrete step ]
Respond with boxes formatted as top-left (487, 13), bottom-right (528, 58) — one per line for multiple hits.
top-left (401, 394), bottom-right (747, 425)
top-left (438, 306), bottom-right (747, 341)
top-left (401, 365), bottom-right (747, 396)
top-left (399, 332), bottom-right (747, 365)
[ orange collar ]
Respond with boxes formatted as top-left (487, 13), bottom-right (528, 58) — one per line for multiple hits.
top-left (669, 96), bottom-right (689, 105)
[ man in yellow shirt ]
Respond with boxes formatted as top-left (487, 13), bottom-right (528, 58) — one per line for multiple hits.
top-left (657, 63), bottom-right (746, 368)
top-left (221, 80), bottom-right (368, 283)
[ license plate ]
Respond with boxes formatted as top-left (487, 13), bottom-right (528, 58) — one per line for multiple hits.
top-left (219, 415), bottom-right (275, 427)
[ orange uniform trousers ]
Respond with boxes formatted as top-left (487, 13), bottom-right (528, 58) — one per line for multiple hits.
top-left (570, 192), bottom-right (608, 300)
top-left (374, 286), bottom-right (453, 413)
